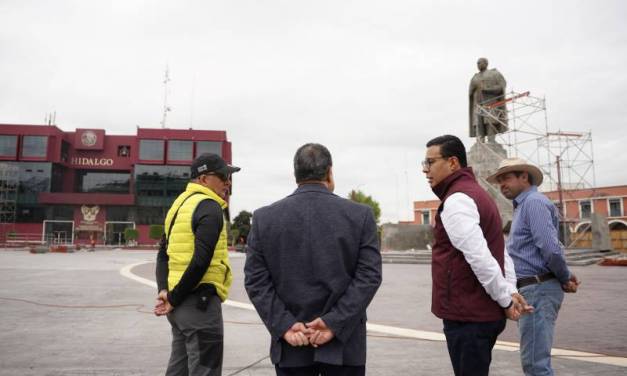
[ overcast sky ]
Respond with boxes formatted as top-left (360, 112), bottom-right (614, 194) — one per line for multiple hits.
top-left (1, 0), bottom-right (626, 222)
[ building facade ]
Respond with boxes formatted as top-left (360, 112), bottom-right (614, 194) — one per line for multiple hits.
top-left (411, 185), bottom-right (627, 251)
top-left (0, 124), bottom-right (233, 246)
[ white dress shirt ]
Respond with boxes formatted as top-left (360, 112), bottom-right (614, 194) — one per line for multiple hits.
top-left (441, 192), bottom-right (517, 308)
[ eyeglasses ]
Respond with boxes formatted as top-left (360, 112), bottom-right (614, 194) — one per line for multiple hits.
top-left (421, 156), bottom-right (448, 170)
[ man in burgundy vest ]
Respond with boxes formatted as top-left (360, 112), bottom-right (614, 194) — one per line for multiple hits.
top-left (422, 135), bottom-right (532, 376)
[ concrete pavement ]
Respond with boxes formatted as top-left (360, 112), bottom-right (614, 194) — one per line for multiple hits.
top-left (1, 249), bottom-right (626, 375)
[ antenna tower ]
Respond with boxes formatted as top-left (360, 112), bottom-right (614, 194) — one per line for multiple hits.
top-left (161, 66), bottom-right (171, 128)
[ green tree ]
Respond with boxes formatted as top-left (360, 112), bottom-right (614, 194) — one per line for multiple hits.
top-left (232, 210), bottom-right (252, 243)
top-left (149, 224), bottom-right (164, 241)
top-left (124, 228), bottom-right (139, 246)
top-left (229, 228), bottom-right (240, 247)
top-left (348, 190), bottom-right (381, 224)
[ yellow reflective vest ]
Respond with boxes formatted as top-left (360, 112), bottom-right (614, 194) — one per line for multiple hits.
top-left (164, 182), bottom-right (232, 302)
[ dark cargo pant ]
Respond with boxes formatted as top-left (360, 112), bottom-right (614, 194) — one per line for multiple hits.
top-left (166, 293), bottom-right (223, 376)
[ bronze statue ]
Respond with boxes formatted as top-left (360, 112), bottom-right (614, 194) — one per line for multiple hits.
top-left (469, 58), bottom-right (508, 143)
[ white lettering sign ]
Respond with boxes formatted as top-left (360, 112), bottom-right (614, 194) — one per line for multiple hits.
top-left (71, 157), bottom-right (114, 166)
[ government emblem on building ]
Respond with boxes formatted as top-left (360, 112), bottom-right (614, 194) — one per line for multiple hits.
top-left (81, 131), bottom-right (97, 147)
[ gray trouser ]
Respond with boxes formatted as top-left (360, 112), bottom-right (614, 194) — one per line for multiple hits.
top-left (166, 293), bottom-right (223, 376)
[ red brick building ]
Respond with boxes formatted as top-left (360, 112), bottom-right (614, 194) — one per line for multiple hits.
top-left (411, 185), bottom-right (627, 251)
top-left (543, 186), bottom-right (627, 232)
top-left (0, 124), bottom-right (233, 246)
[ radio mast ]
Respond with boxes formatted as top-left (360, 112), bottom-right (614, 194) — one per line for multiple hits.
top-left (160, 66), bottom-right (171, 129)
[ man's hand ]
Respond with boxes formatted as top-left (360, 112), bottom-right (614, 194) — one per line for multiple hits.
top-left (283, 322), bottom-right (312, 347)
top-left (305, 317), bottom-right (335, 348)
top-left (154, 289), bottom-right (173, 316)
top-left (505, 302), bottom-right (521, 321)
top-left (505, 292), bottom-right (534, 321)
top-left (562, 274), bottom-right (581, 293)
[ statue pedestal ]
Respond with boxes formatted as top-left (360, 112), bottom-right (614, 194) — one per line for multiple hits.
top-left (591, 213), bottom-right (613, 251)
top-left (467, 142), bottom-right (512, 228)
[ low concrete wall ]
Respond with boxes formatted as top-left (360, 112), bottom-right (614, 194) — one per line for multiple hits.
top-left (381, 223), bottom-right (433, 251)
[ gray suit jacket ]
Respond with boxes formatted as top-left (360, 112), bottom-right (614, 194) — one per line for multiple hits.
top-left (244, 183), bottom-right (382, 367)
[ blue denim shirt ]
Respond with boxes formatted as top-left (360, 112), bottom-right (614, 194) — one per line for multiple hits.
top-left (506, 186), bottom-right (571, 284)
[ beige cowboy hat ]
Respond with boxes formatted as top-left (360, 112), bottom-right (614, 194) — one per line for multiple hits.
top-left (486, 157), bottom-right (544, 186)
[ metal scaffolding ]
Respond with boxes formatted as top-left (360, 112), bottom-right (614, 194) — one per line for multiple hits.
top-left (0, 163), bottom-right (18, 224)
top-left (476, 91), bottom-right (597, 248)
top-left (476, 91), bottom-right (596, 192)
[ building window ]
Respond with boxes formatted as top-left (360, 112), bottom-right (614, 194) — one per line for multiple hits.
top-left (580, 200), bottom-right (592, 219)
top-left (51, 164), bottom-right (64, 192)
top-left (0, 135), bottom-right (18, 157)
top-left (135, 206), bottom-right (166, 225)
top-left (52, 205), bottom-right (74, 220)
top-left (134, 165), bottom-right (188, 196)
top-left (609, 198), bottom-right (622, 217)
top-left (106, 206), bottom-right (131, 221)
top-left (118, 145), bottom-right (130, 157)
top-left (552, 201), bottom-right (561, 214)
top-left (16, 205), bottom-right (46, 223)
top-left (422, 210), bottom-right (430, 225)
top-left (168, 140), bottom-right (193, 161)
top-left (61, 140), bottom-right (70, 162)
top-left (76, 171), bottom-right (130, 193)
top-left (139, 139), bottom-right (164, 161)
top-left (21, 136), bottom-right (48, 158)
top-left (196, 141), bottom-right (222, 157)
top-left (14, 162), bottom-right (52, 203)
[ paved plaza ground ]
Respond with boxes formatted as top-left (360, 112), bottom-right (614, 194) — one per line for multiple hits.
top-left (1, 249), bottom-right (626, 375)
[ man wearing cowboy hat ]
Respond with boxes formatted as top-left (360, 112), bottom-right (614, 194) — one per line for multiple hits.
top-left (488, 157), bottom-right (580, 376)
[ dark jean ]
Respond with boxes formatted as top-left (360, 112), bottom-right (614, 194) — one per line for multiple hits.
top-left (443, 318), bottom-right (506, 376)
top-left (275, 363), bottom-right (365, 376)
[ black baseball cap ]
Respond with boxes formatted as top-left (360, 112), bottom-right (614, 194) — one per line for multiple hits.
top-left (190, 153), bottom-right (241, 179)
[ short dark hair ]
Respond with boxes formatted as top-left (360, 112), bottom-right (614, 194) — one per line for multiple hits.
top-left (513, 171), bottom-right (534, 185)
top-left (426, 135), bottom-right (467, 168)
top-left (294, 143), bottom-right (332, 183)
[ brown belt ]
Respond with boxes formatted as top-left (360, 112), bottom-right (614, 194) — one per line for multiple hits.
top-left (517, 272), bottom-right (556, 289)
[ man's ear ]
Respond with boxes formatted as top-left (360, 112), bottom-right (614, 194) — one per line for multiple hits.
top-left (326, 166), bottom-right (335, 192)
top-left (449, 156), bottom-right (461, 170)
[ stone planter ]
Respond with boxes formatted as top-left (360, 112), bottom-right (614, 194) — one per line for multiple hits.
top-left (29, 245), bottom-right (49, 254)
